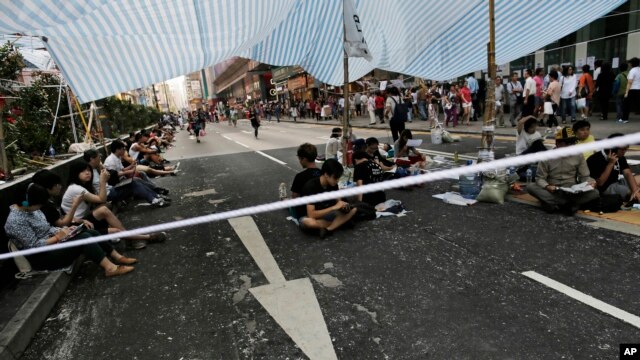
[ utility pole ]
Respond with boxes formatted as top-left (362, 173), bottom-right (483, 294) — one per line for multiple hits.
top-left (480, 0), bottom-right (497, 161)
top-left (342, 0), bottom-right (350, 167)
top-left (151, 84), bottom-right (160, 111)
top-left (0, 98), bottom-right (11, 180)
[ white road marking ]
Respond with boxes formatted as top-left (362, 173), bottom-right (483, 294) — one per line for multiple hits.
top-left (222, 135), bottom-right (233, 141)
top-left (522, 271), bottom-right (640, 329)
top-left (228, 217), bottom-right (337, 359)
top-left (242, 130), bottom-right (253, 134)
top-left (235, 141), bottom-right (250, 148)
top-left (228, 217), bottom-right (286, 284)
top-left (255, 151), bottom-right (287, 165)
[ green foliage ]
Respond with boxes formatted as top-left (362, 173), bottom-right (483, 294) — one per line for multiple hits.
top-left (96, 96), bottom-right (161, 137)
top-left (0, 41), bottom-right (24, 83)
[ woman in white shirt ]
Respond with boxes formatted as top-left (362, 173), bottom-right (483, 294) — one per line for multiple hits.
top-left (623, 57), bottom-right (640, 122)
top-left (559, 65), bottom-right (577, 123)
top-left (325, 127), bottom-right (342, 160)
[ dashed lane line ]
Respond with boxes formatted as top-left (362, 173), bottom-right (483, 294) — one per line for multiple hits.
top-left (235, 141), bottom-right (250, 148)
top-left (522, 271), bottom-right (640, 329)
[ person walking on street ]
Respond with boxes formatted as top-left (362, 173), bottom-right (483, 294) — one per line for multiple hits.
top-left (544, 70), bottom-right (561, 127)
top-left (385, 87), bottom-right (404, 141)
top-left (494, 76), bottom-right (508, 127)
top-left (623, 57), bottom-right (640, 123)
top-left (522, 69), bottom-right (537, 117)
top-left (466, 73), bottom-right (479, 121)
top-left (577, 64), bottom-right (595, 120)
top-left (250, 108), bottom-right (260, 139)
top-left (560, 65), bottom-right (577, 124)
top-left (194, 111), bottom-right (205, 143)
top-left (507, 72), bottom-right (523, 127)
top-left (460, 81), bottom-right (472, 126)
top-left (374, 91), bottom-right (385, 124)
top-left (613, 63), bottom-right (628, 122)
top-left (367, 94), bottom-right (376, 125)
top-left (596, 62), bottom-right (614, 121)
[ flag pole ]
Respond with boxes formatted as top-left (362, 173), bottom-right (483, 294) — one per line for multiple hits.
top-left (342, 0), bottom-right (350, 167)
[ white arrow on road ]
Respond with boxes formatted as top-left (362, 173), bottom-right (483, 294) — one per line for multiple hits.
top-left (228, 216), bottom-right (337, 359)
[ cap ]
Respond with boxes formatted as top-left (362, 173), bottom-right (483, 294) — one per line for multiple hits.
top-left (555, 127), bottom-right (576, 141)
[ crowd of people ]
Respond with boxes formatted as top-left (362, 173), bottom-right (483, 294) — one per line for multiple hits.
top-left (4, 125), bottom-right (181, 278)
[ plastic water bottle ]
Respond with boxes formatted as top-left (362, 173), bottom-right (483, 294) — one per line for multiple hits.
top-left (48, 145), bottom-right (55, 158)
top-left (525, 168), bottom-right (533, 184)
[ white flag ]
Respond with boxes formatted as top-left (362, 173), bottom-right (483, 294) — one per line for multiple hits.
top-left (343, 0), bottom-right (373, 61)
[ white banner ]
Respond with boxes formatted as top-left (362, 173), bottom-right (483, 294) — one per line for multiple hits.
top-left (343, 0), bottom-right (373, 61)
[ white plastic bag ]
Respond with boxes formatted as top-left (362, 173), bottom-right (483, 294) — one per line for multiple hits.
top-left (576, 97), bottom-right (586, 109)
top-left (543, 101), bottom-right (554, 115)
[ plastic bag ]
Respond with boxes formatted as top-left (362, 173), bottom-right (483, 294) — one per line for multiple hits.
top-left (576, 97), bottom-right (586, 109)
top-left (476, 172), bottom-right (509, 204)
top-left (543, 101), bottom-right (554, 115)
top-left (199, 129), bottom-right (206, 137)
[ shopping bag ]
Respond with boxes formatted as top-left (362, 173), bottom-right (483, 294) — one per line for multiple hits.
top-left (543, 101), bottom-right (554, 115)
top-left (576, 97), bottom-right (586, 109)
top-left (199, 129), bottom-right (206, 137)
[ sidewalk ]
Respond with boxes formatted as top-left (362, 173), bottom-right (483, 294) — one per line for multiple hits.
top-left (276, 110), bottom-right (640, 140)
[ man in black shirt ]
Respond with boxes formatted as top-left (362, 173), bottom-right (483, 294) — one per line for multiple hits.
top-left (290, 143), bottom-right (322, 219)
top-left (300, 159), bottom-right (357, 238)
top-left (353, 151), bottom-right (386, 206)
top-left (587, 133), bottom-right (640, 202)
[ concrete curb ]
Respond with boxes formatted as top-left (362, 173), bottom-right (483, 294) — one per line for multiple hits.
top-left (0, 271), bottom-right (72, 360)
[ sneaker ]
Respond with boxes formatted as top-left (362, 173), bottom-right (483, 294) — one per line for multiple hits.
top-left (618, 119), bottom-right (629, 124)
top-left (170, 169), bottom-right (181, 176)
top-left (126, 239), bottom-right (147, 250)
top-left (151, 198), bottom-right (169, 207)
top-left (174, 161), bottom-right (180, 170)
top-left (319, 228), bottom-right (333, 239)
top-left (148, 232), bottom-right (167, 243)
top-left (156, 188), bottom-right (170, 195)
top-left (159, 194), bottom-right (172, 201)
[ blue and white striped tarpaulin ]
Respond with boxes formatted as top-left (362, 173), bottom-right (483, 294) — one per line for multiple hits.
top-left (0, 0), bottom-right (625, 103)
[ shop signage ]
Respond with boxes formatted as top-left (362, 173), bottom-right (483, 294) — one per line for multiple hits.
top-left (288, 76), bottom-right (307, 90)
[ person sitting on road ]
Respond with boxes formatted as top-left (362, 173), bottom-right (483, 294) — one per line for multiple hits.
top-left (300, 159), bottom-right (358, 239)
top-left (587, 133), bottom-right (640, 203)
top-left (290, 143), bottom-right (322, 220)
top-left (106, 141), bottom-right (176, 184)
top-left (353, 151), bottom-right (386, 206)
top-left (325, 127), bottom-right (342, 160)
top-left (5, 183), bottom-right (135, 277)
top-left (393, 129), bottom-right (428, 169)
top-left (515, 116), bottom-right (546, 155)
top-left (62, 160), bottom-right (167, 250)
top-left (573, 120), bottom-right (595, 160)
top-left (84, 149), bottom-right (169, 207)
top-left (130, 132), bottom-right (161, 165)
top-left (527, 127), bottom-right (599, 215)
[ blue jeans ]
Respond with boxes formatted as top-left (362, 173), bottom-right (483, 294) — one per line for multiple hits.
top-left (616, 94), bottom-right (624, 120)
top-left (560, 97), bottom-right (576, 122)
top-left (418, 100), bottom-right (427, 120)
top-left (108, 181), bottom-right (157, 203)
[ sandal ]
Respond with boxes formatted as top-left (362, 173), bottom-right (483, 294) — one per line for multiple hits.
top-left (114, 256), bottom-right (138, 265)
top-left (105, 265), bottom-right (135, 277)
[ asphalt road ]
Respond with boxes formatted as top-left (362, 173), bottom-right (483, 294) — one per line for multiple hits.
top-left (20, 121), bottom-right (640, 359)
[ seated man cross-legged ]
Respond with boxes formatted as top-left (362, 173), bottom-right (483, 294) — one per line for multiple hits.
top-left (587, 133), bottom-right (640, 203)
top-left (300, 159), bottom-right (357, 239)
top-left (527, 127), bottom-right (599, 215)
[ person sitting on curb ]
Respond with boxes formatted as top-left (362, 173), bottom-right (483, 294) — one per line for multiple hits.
top-left (353, 151), bottom-right (386, 206)
top-left (527, 127), bottom-right (599, 215)
top-left (84, 149), bottom-right (169, 208)
top-left (290, 143), bottom-right (321, 220)
top-left (587, 133), bottom-right (640, 203)
top-left (104, 141), bottom-right (173, 194)
top-left (516, 116), bottom-right (546, 155)
top-left (129, 132), bottom-right (160, 164)
top-left (5, 184), bottom-right (135, 277)
top-left (300, 159), bottom-right (358, 239)
top-left (573, 120), bottom-right (595, 160)
top-left (62, 161), bottom-right (167, 250)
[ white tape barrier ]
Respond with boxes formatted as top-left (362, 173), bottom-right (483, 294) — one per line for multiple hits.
top-left (1, 132), bottom-right (639, 261)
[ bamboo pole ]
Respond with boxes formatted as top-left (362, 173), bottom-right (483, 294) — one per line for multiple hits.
top-left (342, 0), bottom-right (350, 167)
top-left (480, 0), bottom-right (497, 160)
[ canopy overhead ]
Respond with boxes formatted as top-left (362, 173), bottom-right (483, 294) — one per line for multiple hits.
top-left (0, 0), bottom-right (625, 103)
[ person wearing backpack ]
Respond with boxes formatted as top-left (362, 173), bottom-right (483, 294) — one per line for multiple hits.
top-left (613, 62), bottom-right (629, 123)
top-left (384, 87), bottom-right (406, 141)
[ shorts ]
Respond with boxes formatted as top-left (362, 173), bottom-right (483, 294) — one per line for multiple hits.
top-left (535, 96), bottom-right (544, 107)
top-left (298, 212), bottom-right (337, 229)
top-left (462, 103), bottom-right (471, 109)
top-left (85, 213), bottom-right (110, 235)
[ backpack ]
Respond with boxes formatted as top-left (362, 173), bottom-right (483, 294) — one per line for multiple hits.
top-left (582, 194), bottom-right (623, 213)
top-left (390, 97), bottom-right (407, 123)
